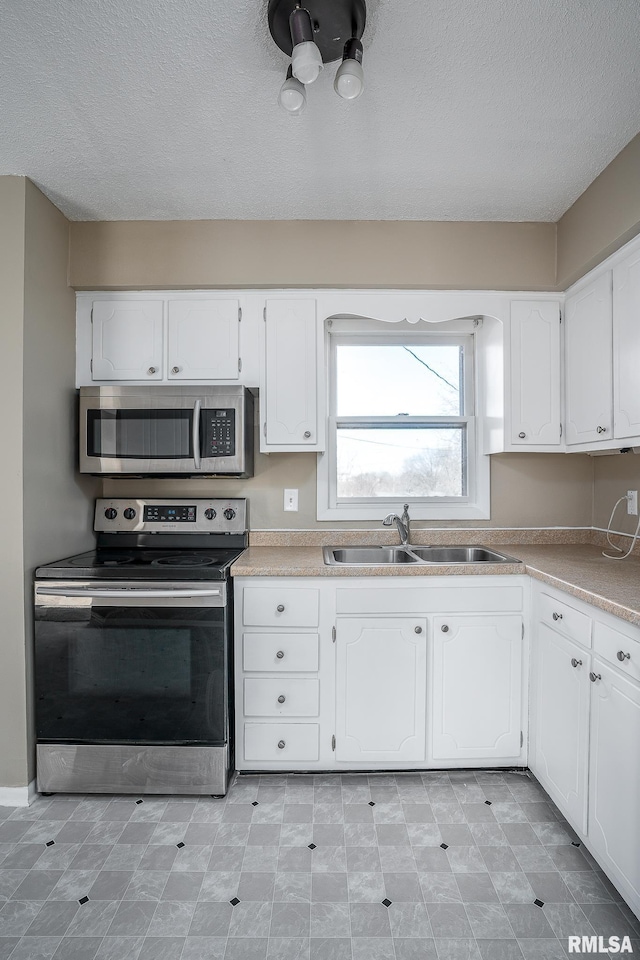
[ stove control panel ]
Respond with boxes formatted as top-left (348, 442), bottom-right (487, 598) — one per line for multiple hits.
top-left (95, 498), bottom-right (247, 534)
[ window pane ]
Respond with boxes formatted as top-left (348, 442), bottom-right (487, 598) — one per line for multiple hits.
top-left (336, 425), bottom-right (465, 499)
top-left (336, 344), bottom-right (463, 416)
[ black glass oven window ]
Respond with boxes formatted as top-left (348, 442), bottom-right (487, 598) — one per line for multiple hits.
top-left (87, 409), bottom-right (193, 460)
top-left (35, 605), bottom-right (227, 745)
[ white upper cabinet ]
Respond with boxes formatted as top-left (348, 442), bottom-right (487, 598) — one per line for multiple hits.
top-left (565, 272), bottom-right (613, 446)
top-left (431, 614), bottom-right (523, 761)
top-left (167, 299), bottom-right (240, 381)
top-left (91, 299), bottom-right (164, 380)
top-left (509, 300), bottom-right (561, 446)
top-left (613, 245), bottom-right (640, 439)
top-left (261, 298), bottom-right (325, 451)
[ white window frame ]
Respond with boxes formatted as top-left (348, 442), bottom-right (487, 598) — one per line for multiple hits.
top-left (317, 318), bottom-right (491, 521)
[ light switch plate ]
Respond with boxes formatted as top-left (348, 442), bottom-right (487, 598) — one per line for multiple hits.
top-left (284, 488), bottom-right (299, 512)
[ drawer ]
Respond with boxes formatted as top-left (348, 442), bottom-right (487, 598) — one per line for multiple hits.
top-left (243, 588), bottom-right (319, 627)
top-left (594, 620), bottom-right (640, 683)
top-left (243, 633), bottom-right (319, 672)
top-left (538, 591), bottom-right (591, 647)
top-left (244, 678), bottom-right (320, 717)
top-left (244, 722), bottom-right (320, 762)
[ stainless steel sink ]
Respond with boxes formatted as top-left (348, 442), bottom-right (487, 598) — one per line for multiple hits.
top-left (323, 546), bottom-right (418, 565)
top-left (323, 544), bottom-right (520, 566)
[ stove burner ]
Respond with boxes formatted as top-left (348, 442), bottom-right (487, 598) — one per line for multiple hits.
top-left (151, 555), bottom-right (216, 568)
top-left (69, 554), bottom-right (134, 566)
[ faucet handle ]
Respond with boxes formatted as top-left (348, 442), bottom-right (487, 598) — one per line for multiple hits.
top-left (382, 515), bottom-right (395, 526)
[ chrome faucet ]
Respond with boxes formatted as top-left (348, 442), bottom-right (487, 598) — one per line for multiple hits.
top-left (382, 503), bottom-right (411, 545)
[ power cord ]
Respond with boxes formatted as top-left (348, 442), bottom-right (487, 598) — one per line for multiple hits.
top-left (602, 494), bottom-right (640, 560)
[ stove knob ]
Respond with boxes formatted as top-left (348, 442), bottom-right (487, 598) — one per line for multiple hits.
top-left (123, 508), bottom-right (136, 520)
top-left (223, 508), bottom-right (236, 520)
top-left (204, 508), bottom-right (217, 520)
top-left (104, 508), bottom-right (118, 520)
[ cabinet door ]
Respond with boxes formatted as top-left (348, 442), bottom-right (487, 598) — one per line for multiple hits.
top-left (613, 246), bottom-right (640, 439)
top-left (530, 624), bottom-right (590, 831)
top-left (92, 299), bottom-right (163, 380)
top-left (432, 615), bottom-right (522, 760)
top-left (588, 659), bottom-right (640, 904)
top-left (335, 617), bottom-right (427, 762)
top-left (510, 301), bottom-right (561, 445)
top-left (167, 300), bottom-right (240, 380)
top-left (262, 299), bottom-right (324, 451)
top-left (565, 273), bottom-right (613, 445)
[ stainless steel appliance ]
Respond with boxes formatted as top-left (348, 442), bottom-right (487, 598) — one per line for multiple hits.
top-left (34, 498), bottom-right (248, 796)
top-left (79, 385), bottom-right (254, 477)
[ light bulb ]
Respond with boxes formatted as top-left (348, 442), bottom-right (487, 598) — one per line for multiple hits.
top-left (334, 38), bottom-right (364, 101)
top-left (291, 40), bottom-right (323, 85)
top-left (278, 67), bottom-right (307, 114)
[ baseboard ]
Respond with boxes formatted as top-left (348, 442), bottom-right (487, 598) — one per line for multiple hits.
top-left (0, 778), bottom-right (37, 808)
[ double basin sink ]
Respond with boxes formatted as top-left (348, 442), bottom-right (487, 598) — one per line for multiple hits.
top-left (323, 545), bottom-right (520, 566)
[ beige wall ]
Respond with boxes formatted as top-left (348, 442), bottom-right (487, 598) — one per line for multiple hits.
top-left (69, 220), bottom-right (557, 291)
top-left (592, 453), bottom-right (640, 535)
top-left (557, 134), bottom-right (640, 289)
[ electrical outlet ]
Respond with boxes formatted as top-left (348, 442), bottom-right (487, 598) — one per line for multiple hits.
top-left (627, 490), bottom-right (638, 516)
top-left (284, 488), bottom-right (299, 512)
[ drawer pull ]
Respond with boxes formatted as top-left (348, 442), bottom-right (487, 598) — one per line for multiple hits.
top-left (304, 430), bottom-right (311, 439)
top-left (276, 604), bottom-right (285, 613)
top-left (596, 425), bottom-right (607, 434)
top-left (518, 431), bottom-right (526, 439)
top-left (414, 626), bottom-right (423, 634)
top-left (277, 740), bottom-right (286, 749)
top-left (277, 695), bottom-right (286, 703)
top-left (571, 658), bottom-right (582, 668)
top-left (276, 650), bottom-right (285, 659)
top-left (589, 672), bottom-right (601, 683)
top-left (441, 624), bottom-right (449, 633)
top-left (617, 650), bottom-right (631, 662)
top-left (552, 612), bottom-right (563, 621)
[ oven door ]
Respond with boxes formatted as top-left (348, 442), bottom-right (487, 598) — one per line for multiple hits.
top-left (34, 581), bottom-right (229, 747)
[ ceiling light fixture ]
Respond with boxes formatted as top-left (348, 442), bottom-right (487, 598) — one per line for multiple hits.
top-left (268, 0), bottom-right (366, 112)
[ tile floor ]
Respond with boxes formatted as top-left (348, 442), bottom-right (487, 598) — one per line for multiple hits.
top-left (0, 770), bottom-right (638, 960)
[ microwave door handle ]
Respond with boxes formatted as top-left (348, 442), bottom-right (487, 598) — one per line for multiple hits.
top-left (193, 399), bottom-right (202, 469)
top-left (36, 586), bottom-right (223, 599)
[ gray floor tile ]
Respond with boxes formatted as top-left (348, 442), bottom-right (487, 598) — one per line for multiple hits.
top-left (346, 846), bottom-right (381, 872)
top-left (278, 847), bottom-right (312, 873)
top-left (273, 872), bottom-right (311, 903)
top-left (284, 805), bottom-right (314, 824)
top-left (503, 904), bottom-right (556, 938)
top-left (525, 872), bottom-right (574, 903)
top-left (147, 901), bottom-right (195, 936)
top-left (448, 846), bottom-right (488, 873)
top-left (54, 823), bottom-right (95, 844)
top-left (65, 901), bottom-right (118, 937)
top-left (502, 824), bottom-right (541, 845)
top-left (311, 873), bottom-right (348, 902)
top-left (270, 901), bottom-right (310, 937)
top-left (228, 901), bottom-right (272, 938)
top-left (49, 870), bottom-right (99, 901)
top-left (160, 872), bottom-right (203, 902)
top-left (106, 901), bottom-right (155, 937)
top-left (267, 939), bottom-right (310, 960)
top-left (456, 874), bottom-right (499, 903)
top-left (561, 870), bottom-right (619, 904)
top-left (394, 938), bottom-right (438, 959)
top-left (138, 939), bottom-right (185, 960)
top-left (343, 824), bottom-right (377, 847)
top-left (93, 936), bottom-right (145, 960)
top-left (123, 870), bottom-right (169, 901)
top-left (0, 939), bottom-right (19, 960)
top-left (1, 845), bottom-right (46, 869)
top-left (51, 936), bottom-right (102, 959)
top-left (189, 902), bottom-right (232, 937)
top-left (383, 872), bottom-right (423, 902)
top-left (490, 872), bottom-right (536, 904)
top-left (181, 937), bottom-right (227, 959)
top-left (516, 939), bottom-right (569, 959)
top-left (310, 902), bottom-right (350, 938)
top-left (547, 845), bottom-right (592, 872)
top-left (69, 847), bottom-right (111, 872)
top-left (0, 870), bottom-right (30, 900)
top-left (347, 872), bottom-right (385, 903)
top-left (87, 872), bottom-right (133, 902)
top-left (427, 903), bottom-right (473, 938)
top-left (466, 902), bottom-right (514, 938)
top-left (172, 845), bottom-right (213, 873)
top-left (11, 872), bottom-right (63, 901)
top-left (25, 901), bottom-right (79, 937)
top-left (351, 937), bottom-right (395, 959)
top-left (9, 936), bottom-right (62, 960)
top-left (433, 938), bottom-right (482, 959)
top-left (420, 874), bottom-right (462, 904)
top-left (224, 939), bottom-right (268, 960)
top-left (248, 824), bottom-right (281, 846)
top-left (471, 823), bottom-right (509, 846)
top-left (388, 901), bottom-right (432, 938)
top-left (512, 847), bottom-right (557, 873)
top-left (0, 903), bottom-right (43, 937)
top-left (349, 902), bottom-right (392, 937)
top-left (406, 823), bottom-right (442, 845)
top-left (312, 824), bottom-right (344, 846)
top-left (580, 901), bottom-right (640, 939)
top-left (476, 939), bottom-right (524, 959)
top-left (309, 937), bottom-right (351, 959)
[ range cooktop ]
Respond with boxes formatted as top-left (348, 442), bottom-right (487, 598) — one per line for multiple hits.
top-left (35, 548), bottom-right (245, 580)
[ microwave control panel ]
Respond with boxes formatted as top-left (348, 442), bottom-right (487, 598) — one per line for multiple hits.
top-left (203, 409), bottom-right (235, 458)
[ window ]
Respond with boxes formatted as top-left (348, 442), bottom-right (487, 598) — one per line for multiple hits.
top-left (317, 320), bottom-right (490, 520)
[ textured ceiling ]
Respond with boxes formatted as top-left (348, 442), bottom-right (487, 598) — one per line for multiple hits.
top-left (2, 0), bottom-right (640, 221)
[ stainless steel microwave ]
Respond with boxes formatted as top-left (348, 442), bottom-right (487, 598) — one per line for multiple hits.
top-left (79, 386), bottom-right (254, 477)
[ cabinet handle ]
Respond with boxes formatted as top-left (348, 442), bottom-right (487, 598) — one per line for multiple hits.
top-left (617, 650), bottom-right (631, 661)
top-left (589, 672), bottom-right (601, 683)
top-left (276, 650), bottom-right (285, 659)
top-left (147, 366), bottom-right (157, 375)
top-left (518, 432), bottom-right (526, 439)
top-left (596, 426), bottom-right (607, 434)
top-left (414, 626), bottom-right (423, 634)
top-left (571, 658), bottom-right (582, 668)
top-left (304, 431), bottom-right (311, 439)
top-left (171, 366), bottom-right (181, 375)
top-left (441, 624), bottom-right (449, 633)
top-left (277, 740), bottom-right (286, 749)
top-left (276, 604), bottom-right (285, 613)
top-left (277, 695), bottom-right (286, 703)
top-left (552, 612), bottom-right (563, 621)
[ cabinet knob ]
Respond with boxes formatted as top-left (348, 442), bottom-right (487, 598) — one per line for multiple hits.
top-left (304, 431), bottom-right (311, 439)
top-left (518, 431), bottom-right (526, 439)
top-left (276, 650), bottom-right (285, 659)
top-left (276, 604), bottom-right (285, 613)
top-left (589, 672), bottom-right (601, 683)
top-left (596, 425), bottom-right (606, 434)
top-left (171, 366), bottom-right (181, 375)
top-left (277, 740), bottom-right (286, 749)
top-left (414, 626), bottom-right (423, 634)
top-left (147, 366), bottom-right (157, 375)
top-left (571, 658), bottom-right (582, 668)
top-left (277, 695), bottom-right (286, 703)
top-left (441, 624), bottom-right (449, 633)
top-left (617, 650), bottom-right (631, 661)
top-left (552, 612), bottom-right (563, 621)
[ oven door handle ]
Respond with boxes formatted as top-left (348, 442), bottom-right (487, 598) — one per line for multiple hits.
top-left (193, 399), bottom-right (202, 470)
top-left (35, 586), bottom-right (223, 599)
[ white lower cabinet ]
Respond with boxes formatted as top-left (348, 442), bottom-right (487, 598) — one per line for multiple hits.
top-left (431, 615), bottom-right (523, 761)
top-left (335, 617), bottom-right (427, 763)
